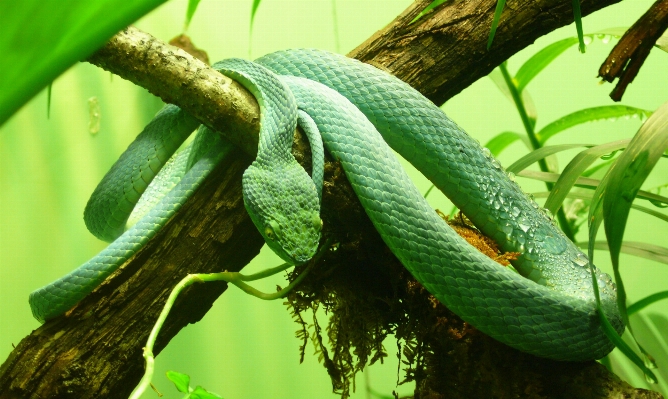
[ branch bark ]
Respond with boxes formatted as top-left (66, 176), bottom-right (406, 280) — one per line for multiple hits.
top-left (598, 0), bottom-right (668, 101)
top-left (1, 1), bottom-right (662, 398)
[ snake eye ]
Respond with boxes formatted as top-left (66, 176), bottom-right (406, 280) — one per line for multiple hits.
top-left (265, 220), bottom-right (281, 240)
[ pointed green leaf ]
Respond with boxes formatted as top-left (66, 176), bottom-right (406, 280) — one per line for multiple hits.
top-left (543, 140), bottom-right (629, 214)
top-left (603, 99), bottom-right (668, 327)
top-left (537, 106), bottom-right (653, 144)
top-left (506, 144), bottom-right (592, 175)
top-left (484, 131), bottom-right (529, 156)
top-left (534, 191), bottom-right (668, 224)
top-left (46, 82), bottom-right (53, 119)
top-left (572, 0), bottom-right (585, 53)
top-left (488, 68), bottom-right (538, 125)
top-left (628, 291), bottom-right (668, 315)
top-left (0, 0), bottom-right (167, 126)
top-left (487, 0), bottom-right (506, 50)
top-left (515, 37), bottom-right (580, 92)
top-left (581, 157), bottom-right (615, 177)
top-left (184, 0), bottom-right (202, 31)
top-left (580, 241), bottom-right (668, 266)
top-left (409, 0), bottom-right (450, 24)
top-left (519, 170), bottom-right (668, 206)
top-left (191, 385), bottom-right (224, 399)
top-left (166, 370), bottom-right (191, 393)
top-left (250, 0), bottom-right (262, 30)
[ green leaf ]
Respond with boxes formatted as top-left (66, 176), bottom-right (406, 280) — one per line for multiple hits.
top-left (537, 105), bottom-right (653, 144)
top-left (533, 191), bottom-right (668, 224)
top-left (250, 0), bottom-right (262, 30)
top-left (488, 68), bottom-right (538, 126)
top-left (519, 170), bottom-right (668, 206)
top-left (409, 0), bottom-right (450, 24)
top-left (580, 241), bottom-right (668, 266)
top-left (628, 291), bottom-right (668, 315)
top-left (572, 0), bottom-right (585, 53)
top-left (166, 370), bottom-right (191, 393)
top-left (581, 157), bottom-right (615, 177)
top-left (46, 82), bottom-right (53, 119)
top-left (487, 0), bottom-right (506, 50)
top-left (191, 385), bottom-right (224, 399)
top-left (0, 0), bottom-right (167, 126)
top-left (603, 99), bottom-right (668, 323)
top-left (483, 131), bottom-right (529, 156)
top-left (506, 144), bottom-right (592, 175)
top-left (514, 29), bottom-right (633, 92)
top-left (184, 0), bottom-right (202, 31)
top-left (515, 37), bottom-right (580, 92)
top-left (543, 140), bottom-right (629, 215)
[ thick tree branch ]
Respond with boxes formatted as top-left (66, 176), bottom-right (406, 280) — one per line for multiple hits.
top-left (1, 0), bottom-right (662, 398)
top-left (598, 0), bottom-right (668, 101)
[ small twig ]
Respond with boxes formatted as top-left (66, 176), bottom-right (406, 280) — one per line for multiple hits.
top-left (129, 240), bottom-right (332, 399)
top-left (598, 0), bottom-right (668, 101)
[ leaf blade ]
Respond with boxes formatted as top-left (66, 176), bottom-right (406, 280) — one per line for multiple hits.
top-left (537, 105), bottom-right (653, 144)
top-left (0, 0), bottom-right (167, 126)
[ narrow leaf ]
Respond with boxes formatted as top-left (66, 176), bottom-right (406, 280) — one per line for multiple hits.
top-left (579, 241), bottom-right (668, 266)
top-left (519, 170), bottom-right (668, 206)
top-left (487, 0), bottom-right (506, 50)
top-left (46, 82), bottom-right (52, 119)
top-left (543, 140), bottom-right (629, 214)
top-left (534, 191), bottom-right (668, 224)
top-left (537, 106), bottom-right (653, 144)
top-left (488, 68), bottom-right (538, 125)
top-left (484, 131), bottom-right (528, 156)
top-left (166, 370), bottom-right (191, 393)
top-left (191, 385), bottom-right (224, 399)
top-left (603, 100), bottom-right (668, 330)
top-left (628, 291), bottom-right (668, 315)
top-left (0, 0), bottom-right (167, 126)
top-left (572, 0), bottom-right (585, 53)
top-left (184, 0), bottom-right (202, 32)
top-left (410, 0), bottom-right (450, 24)
top-left (250, 0), bottom-right (262, 30)
top-left (506, 144), bottom-right (592, 175)
top-left (515, 37), bottom-right (579, 92)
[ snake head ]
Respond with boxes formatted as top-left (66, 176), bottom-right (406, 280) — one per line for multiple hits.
top-left (242, 161), bottom-right (322, 264)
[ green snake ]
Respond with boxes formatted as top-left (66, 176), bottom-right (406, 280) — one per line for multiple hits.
top-left (29, 49), bottom-right (623, 361)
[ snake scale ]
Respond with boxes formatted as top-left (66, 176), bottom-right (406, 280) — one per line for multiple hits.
top-left (29, 49), bottom-right (623, 361)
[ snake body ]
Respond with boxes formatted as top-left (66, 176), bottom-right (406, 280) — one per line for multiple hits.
top-left (29, 49), bottom-right (622, 361)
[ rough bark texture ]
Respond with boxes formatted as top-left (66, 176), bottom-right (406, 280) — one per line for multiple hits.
top-left (1, 0), bottom-right (662, 398)
top-left (598, 0), bottom-right (668, 101)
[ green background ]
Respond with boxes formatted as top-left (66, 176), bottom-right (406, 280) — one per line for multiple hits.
top-left (1, 0), bottom-right (667, 397)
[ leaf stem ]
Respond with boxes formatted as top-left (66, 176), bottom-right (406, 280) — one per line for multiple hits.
top-left (498, 62), bottom-right (576, 241)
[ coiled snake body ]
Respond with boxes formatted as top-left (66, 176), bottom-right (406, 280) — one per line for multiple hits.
top-left (29, 49), bottom-right (623, 361)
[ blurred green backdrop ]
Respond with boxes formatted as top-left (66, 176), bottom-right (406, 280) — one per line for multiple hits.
top-left (1, 0), bottom-right (667, 398)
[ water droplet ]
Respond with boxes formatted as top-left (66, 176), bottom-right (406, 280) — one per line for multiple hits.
top-left (511, 206), bottom-right (521, 218)
top-left (507, 172), bottom-right (516, 182)
top-left (583, 36), bottom-right (593, 46)
top-left (574, 253), bottom-right (588, 267)
top-left (502, 223), bottom-right (513, 236)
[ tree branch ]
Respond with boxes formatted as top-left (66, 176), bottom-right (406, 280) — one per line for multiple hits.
top-left (598, 0), bottom-right (668, 101)
top-left (1, 0), bottom-right (662, 398)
